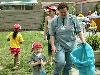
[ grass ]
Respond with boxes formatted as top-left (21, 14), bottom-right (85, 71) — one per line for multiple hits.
top-left (0, 31), bottom-right (52, 75)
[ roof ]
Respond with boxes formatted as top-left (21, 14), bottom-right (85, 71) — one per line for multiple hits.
top-left (0, 0), bottom-right (38, 5)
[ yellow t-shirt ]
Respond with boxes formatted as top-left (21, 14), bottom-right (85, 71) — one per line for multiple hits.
top-left (7, 32), bottom-right (24, 48)
top-left (90, 20), bottom-right (96, 27)
top-left (78, 14), bottom-right (84, 17)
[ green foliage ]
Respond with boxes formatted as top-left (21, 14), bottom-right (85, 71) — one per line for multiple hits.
top-left (86, 35), bottom-right (100, 51)
top-left (0, 31), bottom-right (52, 75)
top-left (68, 4), bottom-right (76, 14)
top-left (95, 2), bottom-right (100, 14)
top-left (40, 22), bottom-right (44, 31)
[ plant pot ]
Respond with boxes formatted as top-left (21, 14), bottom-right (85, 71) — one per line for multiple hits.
top-left (94, 51), bottom-right (100, 66)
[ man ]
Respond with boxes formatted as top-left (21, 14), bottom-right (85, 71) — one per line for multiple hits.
top-left (50, 3), bottom-right (85, 75)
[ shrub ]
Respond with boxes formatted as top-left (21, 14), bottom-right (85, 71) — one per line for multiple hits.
top-left (86, 35), bottom-right (100, 51)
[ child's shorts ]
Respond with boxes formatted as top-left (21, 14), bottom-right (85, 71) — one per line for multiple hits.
top-left (9, 48), bottom-right (20, 55)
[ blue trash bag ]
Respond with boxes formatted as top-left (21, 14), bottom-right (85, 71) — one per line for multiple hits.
top-left (70, 43), bottom-right (95, 75)
top-left (41, 69), bottom-right (46, 75)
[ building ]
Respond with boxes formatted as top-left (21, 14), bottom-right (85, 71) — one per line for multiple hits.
top-left (0, 0), bottom-right (38, 10)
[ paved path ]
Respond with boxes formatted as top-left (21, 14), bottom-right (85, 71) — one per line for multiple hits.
top-left (71, 67), bottom-right (100, 75)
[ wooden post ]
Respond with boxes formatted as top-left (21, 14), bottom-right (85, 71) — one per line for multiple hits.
top-left (24, 5), bottom-right (25, 10)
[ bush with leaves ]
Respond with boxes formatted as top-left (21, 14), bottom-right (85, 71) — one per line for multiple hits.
top-left (86, 35), bottom-right (100, 51)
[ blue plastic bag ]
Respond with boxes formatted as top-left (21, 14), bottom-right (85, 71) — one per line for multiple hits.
top-left (41, 69), bottom-right (46, 75)
top-left (70, 43), bottom-right (95, 75)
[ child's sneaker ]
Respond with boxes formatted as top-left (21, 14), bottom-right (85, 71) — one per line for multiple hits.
top-left (13, 66), bottom-right (18, 70)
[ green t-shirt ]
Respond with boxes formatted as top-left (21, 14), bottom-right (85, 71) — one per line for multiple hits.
top-left (29, 53), bottom-right (46, 69)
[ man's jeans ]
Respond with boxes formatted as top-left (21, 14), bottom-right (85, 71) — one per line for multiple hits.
top-left (53, 45), bottom-right (72, 75)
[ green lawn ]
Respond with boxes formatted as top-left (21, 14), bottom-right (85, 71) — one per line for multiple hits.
top-left (0, 31), bottom-right (52, 75)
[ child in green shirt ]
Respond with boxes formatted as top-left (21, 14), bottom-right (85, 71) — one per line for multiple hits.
top-left (29, 42), bottom-right (47, 75)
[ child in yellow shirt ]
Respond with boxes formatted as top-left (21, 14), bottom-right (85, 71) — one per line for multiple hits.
top-left (7, 23), bottom-right (24, 69)
top-left (90, 19), bottom-right (97, 27)
top-left (88, 18), bottom-right (97, 34)
top-left (78, 12), bottom-right (84, 17)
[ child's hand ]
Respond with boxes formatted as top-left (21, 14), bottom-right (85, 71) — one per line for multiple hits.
top-left (37, 61), bottom-right (41, 64)
top-left (40, 59), bottom-right (44, 66)
top-left (31, 61), bottom-right (41, 66)
top-left (40, 59), bottom-right (47, 66)
top-left (40, 59), bottom-right (43, 64)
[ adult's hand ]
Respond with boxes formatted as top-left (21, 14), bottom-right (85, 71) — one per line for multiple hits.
top-left (52, 45), bottom-right (57, 55)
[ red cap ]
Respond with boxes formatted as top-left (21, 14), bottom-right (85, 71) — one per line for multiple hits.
top-left (32, 42), bottom-right (43, 49)
top-left (13, 23), bottom-right (21, 30)
top-left (47, 6), bottom-right (57, 11)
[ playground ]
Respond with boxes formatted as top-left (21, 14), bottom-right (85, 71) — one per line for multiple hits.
top-left (0, 0), bottom-right (100, 75)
